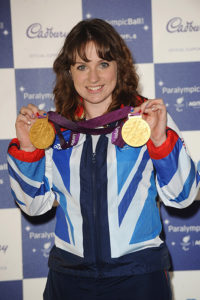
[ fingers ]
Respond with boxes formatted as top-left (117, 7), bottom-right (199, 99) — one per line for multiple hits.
top-left (17, 112), bottom-right (32, 126)
top-left (19, 104), bottom-right (37, 118)
top-left (17, 107), bottom-right (35, 127)
top-left (19, 104), bottom-right (47, 118)
top-left (18, 104), bottom-right (47, 126)
top-left (140, 99), bottom-right (166, 115)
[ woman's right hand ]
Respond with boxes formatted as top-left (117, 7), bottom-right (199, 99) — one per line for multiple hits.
top-left (16, 104), bottom-right (46, 152)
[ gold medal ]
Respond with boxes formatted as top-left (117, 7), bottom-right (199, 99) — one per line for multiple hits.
top-left (121, 115), bottom-right (151, 147)
top-left (29, 117), bottom-right (55, 149)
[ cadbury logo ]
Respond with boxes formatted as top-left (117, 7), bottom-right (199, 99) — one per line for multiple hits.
top-left (166, 17), bottom-right (200, 33)
top-left (26, 23), bottom-right (67, 39)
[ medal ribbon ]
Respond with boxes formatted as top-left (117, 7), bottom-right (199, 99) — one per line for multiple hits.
top-left (48, 106), bottom-right (132, 149)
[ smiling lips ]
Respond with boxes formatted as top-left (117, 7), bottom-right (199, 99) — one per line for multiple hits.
top-left (87, 85), bottom-right (103, 92)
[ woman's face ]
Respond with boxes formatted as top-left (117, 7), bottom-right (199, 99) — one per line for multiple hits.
top-left (70, 42), bottom-right (117, 113)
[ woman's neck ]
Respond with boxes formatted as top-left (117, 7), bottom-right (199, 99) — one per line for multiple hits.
top-left (85, 109), bottom-right (103, 120)
top-left (84, 101), bottom-right (111, 120)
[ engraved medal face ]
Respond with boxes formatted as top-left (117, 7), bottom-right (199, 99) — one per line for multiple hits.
top-left (29, 118), bottom-right (55, 149)
top-left (121, 116), bottom-right (151, 147)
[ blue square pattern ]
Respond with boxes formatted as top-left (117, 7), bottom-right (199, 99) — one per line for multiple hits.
top-left (161, 201), bottom-right (200, 271)
top-left (0, 140), bottom-right (18, 209)
top-left (82, 0), bottom-right (153, 63)
top-left (0, 280), bottom-right (23, 300)
top-left (15, 68), bottom-right (56, 115)
top-left (0, 0), bottom-right (14, 68)
top-left (21, 209), bottom-right (56, 278)
top-left (155, 62), bottom-right (200, 131)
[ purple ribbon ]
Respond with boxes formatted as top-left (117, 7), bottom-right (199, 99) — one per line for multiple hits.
top-left (48, 106), bottom-right (132, 149)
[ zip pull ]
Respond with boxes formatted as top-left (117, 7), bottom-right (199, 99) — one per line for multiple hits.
top-left (92, 152), bottom-right (96, 164)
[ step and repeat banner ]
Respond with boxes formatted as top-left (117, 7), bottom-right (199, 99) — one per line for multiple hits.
top-left (0, 0), bottom-right (200, 299)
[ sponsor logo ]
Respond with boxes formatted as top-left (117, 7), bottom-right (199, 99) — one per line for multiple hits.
top-left (53, 144), bottom-right (62, 150)
top-left (25, 226), bottom-right (54, 258)
top-left (19, 86), bottom-right (54, 101)
top-left (161, 85), bottom-right (200, 95)
top-left (120, 33), bottom-right (137, 41)
top-left (165, 220), bottom-right (200, 253)
top-left (168, 224), bottom-right (200, 233)
top-left (19, 86), bottom-right (55, 111)
top-left (175, 97), bottom-right (185, 112)
top-left (106, 18), bottom-right (144, 27)
top-left (27, 230), bottom-right (54, 240)
top-left (105, 17), bottom-right (148, 41)
top-left (166, 17), bottom-right (200, 33)
top-left (26, 23), bottom-right (67, 39)
top-left (180, 235), bottom-right (191, 251)
top-left (41, 242), bottom-right (52, 258)
top-left (188, 100), bottom-right (200, 109)
top-left (158, 82), bottom-right (200, 112)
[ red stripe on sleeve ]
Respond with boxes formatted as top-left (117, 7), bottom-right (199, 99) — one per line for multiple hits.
top-left (147, 129), bottom-right (179, 160)
top-left (8, 138), bottom-right (45, 162)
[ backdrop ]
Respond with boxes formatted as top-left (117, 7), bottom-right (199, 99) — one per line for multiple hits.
top-left (0, 0), bottom-right (200, 299)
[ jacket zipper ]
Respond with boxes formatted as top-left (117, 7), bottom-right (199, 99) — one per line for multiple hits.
top-left (92, 152), bottom-right (97, 217)
top-left (91, 151), bottom-right (101, 275)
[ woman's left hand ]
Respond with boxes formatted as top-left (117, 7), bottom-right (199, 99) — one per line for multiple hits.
top-left (135, 98), bottom-right (167, 147)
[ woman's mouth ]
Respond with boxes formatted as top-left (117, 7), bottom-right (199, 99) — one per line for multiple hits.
top-left (87, 85), bottom-right (103, 92)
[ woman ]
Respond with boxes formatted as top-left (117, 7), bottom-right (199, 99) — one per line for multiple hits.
top-left (7, 18), bottom-right (199, 300)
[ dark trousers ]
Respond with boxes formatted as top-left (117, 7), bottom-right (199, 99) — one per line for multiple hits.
top-left (43, 269), bottom-right (172, 300)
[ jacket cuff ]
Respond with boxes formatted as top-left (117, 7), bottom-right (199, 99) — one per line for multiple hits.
top-left (147, 129), bottom-right (179, 160)
top-left (8, 138), bottom-right (45, 162)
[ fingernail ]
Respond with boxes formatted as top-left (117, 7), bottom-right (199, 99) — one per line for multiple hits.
top-left (27, 121), bottom-right (31, 125)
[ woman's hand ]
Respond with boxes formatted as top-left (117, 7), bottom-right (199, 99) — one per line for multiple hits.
top-left (16, 104), bottom-right (46, 152)
top-left (135, 99), bottom-right (167, 147)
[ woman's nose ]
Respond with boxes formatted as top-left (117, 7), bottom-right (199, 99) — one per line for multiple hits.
top-left (88, 68), bottom-right (100, 83)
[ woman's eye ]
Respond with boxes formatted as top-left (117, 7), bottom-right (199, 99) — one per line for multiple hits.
top-left (77, 65), bottom-right (86, 71)
top-left (100, 62), bottom-right (109, 68)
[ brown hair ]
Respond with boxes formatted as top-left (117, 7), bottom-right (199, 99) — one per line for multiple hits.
top-left (53, 18), bottom-right (140, 120)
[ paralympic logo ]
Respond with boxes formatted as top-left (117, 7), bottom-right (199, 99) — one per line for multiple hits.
top-left (26, 23), bottom-right (67, 39)
top-left (180, 235), bottom-right (191, 251)
top-left (166, 17), bottom-right (200, 33)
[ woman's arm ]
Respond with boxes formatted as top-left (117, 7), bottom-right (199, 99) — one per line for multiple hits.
top-left (7, 140), bottom-right (56, 215)
top-left (136, 99), bottom-right (199, 208)
top-left (7, 104), bottom-right (56, 215)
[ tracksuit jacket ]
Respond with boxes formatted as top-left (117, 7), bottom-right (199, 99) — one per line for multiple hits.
top-left (7, 111), bottom-right (199, 278)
